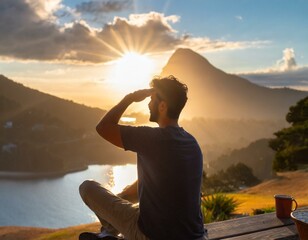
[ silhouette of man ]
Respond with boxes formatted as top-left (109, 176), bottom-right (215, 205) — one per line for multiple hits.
top-left (79, 76), bottom-right (206, 240)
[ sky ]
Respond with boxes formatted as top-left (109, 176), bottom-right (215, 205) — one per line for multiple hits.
top-left (0, 0), bottom-right (307, 110)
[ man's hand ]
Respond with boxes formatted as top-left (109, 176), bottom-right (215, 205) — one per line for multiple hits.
top-left (126, 89), bottom-right (153, 103)
top-left (96, 88), bottom-right (153, 148)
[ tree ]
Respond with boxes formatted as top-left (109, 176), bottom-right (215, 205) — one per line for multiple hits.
top-left (202, 163), bottom-right (260, 194)
top-left (269, 96), bottom-right (308, 171)
top-left (225, 163), bottom-right (260, 187)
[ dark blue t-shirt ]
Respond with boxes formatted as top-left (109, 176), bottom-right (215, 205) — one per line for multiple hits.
top-left (120, 125), bottom-right (204, 240)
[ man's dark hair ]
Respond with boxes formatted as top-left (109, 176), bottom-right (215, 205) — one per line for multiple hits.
top-left (150, 75), bottom-right (188, 119)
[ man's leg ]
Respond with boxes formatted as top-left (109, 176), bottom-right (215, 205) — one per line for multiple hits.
top-left (79, 180), bottom-right (148, 240)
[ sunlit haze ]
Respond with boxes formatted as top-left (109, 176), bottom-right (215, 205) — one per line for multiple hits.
top-left (108, 52), bottom-right (156, 93)
top-left (1, 0), bottom-right (307, 112)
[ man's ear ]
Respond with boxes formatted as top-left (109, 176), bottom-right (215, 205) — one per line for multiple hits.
top-left (159, 101), bottom-right (168, 113)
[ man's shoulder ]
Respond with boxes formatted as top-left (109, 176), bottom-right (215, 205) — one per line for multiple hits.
top-left (120, 125), bottom-right (159, 131)
top-left (120, 125), bottom-right (162, 136)
top-left (120, 125), bottom-right (162, 151)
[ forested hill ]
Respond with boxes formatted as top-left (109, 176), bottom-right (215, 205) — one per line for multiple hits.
top-left (0, 75), bottom-right (134, 173)
top-left (0, 75), bottom-right (104, 131)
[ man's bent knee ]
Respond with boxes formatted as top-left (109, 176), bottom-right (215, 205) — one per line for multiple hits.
top-left (79, 179), bottom-right (98, 201)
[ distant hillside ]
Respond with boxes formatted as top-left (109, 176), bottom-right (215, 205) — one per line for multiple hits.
top-left (0, 75), bottom-right (104, 131)
top-left (161, 48), bottom-right (308, 119)
top-left (207, 139), bottom-right (275, 180)
top-left (0, 75), bottom-right (134, 173)
top-left (179, 118), bottom-right (286, 170)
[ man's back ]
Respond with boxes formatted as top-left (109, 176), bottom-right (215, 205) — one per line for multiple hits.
top-left (90, 76), bottom-right (206, 240)
top-left (121, 125), bottom-right (205, 240)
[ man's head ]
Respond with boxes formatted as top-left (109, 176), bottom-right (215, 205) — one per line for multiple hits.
top-left (149, 75), bottom-right (188, 122)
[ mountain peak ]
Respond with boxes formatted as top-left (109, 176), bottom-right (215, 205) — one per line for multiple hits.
top-left (172, 48), bottom-right (203, 58)
top-left (161, 48), bottom-right (218, 80)
top-left (164, 48), bottom-right (211, 67)
top-left (160, 48), bottom-right (307, 119)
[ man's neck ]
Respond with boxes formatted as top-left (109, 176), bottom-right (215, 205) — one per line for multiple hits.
top-left (158, 118), bottom-right (179, 128)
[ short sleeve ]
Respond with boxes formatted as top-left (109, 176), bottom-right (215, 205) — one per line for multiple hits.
top-left (120, 125), bottom-right (159, 153)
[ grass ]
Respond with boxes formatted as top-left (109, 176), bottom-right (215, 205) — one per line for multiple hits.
top-left (229, 169), bottom-right (308, 215)
top-left (36, 231), bottom-right (74, 240)
top-left (34, 224), bottom-right (100, 240)
top-left (226, 193), bottom-right (308, 215)
top-left (226, 193), bottom-right (274, 215)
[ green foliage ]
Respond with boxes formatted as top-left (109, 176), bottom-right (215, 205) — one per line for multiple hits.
top-left (201, 194), bottom-right (239, 223)
top-left (202, 163), bottom-right (260, 194)
top-left (225, 163), bottom-right (260, 186)
top-left (269, 96), bottom-right (308, 171)
top-left (286, 97), bottom-right (308, 125)
top-left (252, 207), bottom-right (275, 215)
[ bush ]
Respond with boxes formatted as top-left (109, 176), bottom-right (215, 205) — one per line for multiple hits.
top-left (201, 194), bottom-right (240, 223)
top-left (202, 163), bottom-right (260, 194)
top-left (252, 207), bottom-right (275, 215)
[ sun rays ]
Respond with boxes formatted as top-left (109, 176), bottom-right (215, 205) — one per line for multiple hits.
top-left (80, 20), bottom-right (159, 92)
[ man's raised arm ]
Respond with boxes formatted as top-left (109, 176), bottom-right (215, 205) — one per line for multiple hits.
top-left (96, 89), bottom-right (153, 148)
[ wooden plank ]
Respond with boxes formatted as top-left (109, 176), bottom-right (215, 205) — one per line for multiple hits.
top-left (205, 212), bottom-right (294, 240)
top-left (223, 225), bottom-right (299, 240)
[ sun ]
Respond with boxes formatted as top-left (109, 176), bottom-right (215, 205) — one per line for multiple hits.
top-left (108, 52), bottom-right (156, 93)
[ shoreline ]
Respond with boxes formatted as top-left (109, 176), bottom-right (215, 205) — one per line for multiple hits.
top-left (0, 166), bottom-right (88, 180)
top-left (0, 162), bottom-right (136, 180)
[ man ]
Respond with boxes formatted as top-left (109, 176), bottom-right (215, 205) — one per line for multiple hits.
top-left (79, 75), bottom-right (205, 240)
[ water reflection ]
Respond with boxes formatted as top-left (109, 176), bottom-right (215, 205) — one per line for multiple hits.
top-left (106, 164), bottom-right (137, 194)
top-left (0, 164), bottom-right (138, 228)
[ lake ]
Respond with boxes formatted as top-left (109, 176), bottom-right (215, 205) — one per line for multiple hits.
top-left (0, 164), bottom-right (137, 228)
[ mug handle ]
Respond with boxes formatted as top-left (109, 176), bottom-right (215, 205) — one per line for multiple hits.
top-left (292, 198), bottom-right (298, 211)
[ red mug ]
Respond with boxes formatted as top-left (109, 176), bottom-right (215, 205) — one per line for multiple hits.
top-left (274, 194), bottom-right (298, 218)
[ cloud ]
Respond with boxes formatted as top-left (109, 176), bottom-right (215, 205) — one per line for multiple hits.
top-left (76, 0), bottom-right (132, 14)
top-left (277, 48), bottom-right (297, 71)
top-left (0, 1), bottom-right (182, 63)
top-left (181, 37), bottom-right (269, 52)
top-left (0, 0), bottom-right (271, 64)
top-left (241, 48), bottom-right (299, 74)
top-left (25, 0), bottom-right (63, 21)
top-left (0, 0), bottom-right (62, 60)
top-left (239, 67), bottom-right (308, 91)
top-left (235, 15), bottom-right (243, 21)
top-left (96, 12), bottom-right (183, 54)
top-left (238, 48), bottom-right (307, 91)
